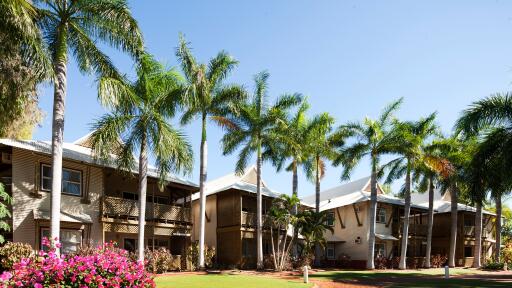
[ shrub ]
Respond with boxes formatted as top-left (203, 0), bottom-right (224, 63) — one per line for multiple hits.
top-left (187, 241), bottom-right (216, 270)
top-left (482, 261), bottom-right (505, 271)
top-left (336, 253), bottom-right (351, 268)
top-left (0, 238), bottom-right (155, 287)
top-left (374, 256), bottom-right (389, 270)
top-left (502, 242), bottom-right (512, 265)
top-left (263, 253), bottom-right (292, 271)
top-left (145, 248), bottom-right (174, 274)
top-left (0, 242), bottom-right (33, 271)
top-left (430, 254), bottom-right (448, 268)
top-left (406, 257), bottom-right (421, 269)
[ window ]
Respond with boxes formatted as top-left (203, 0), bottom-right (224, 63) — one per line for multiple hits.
top-left (464, 217), bottom-right (475, 227)
top-left (263, 241), bottom-right (271, 255)
top-left (375, 243), bottom-right (386, 257)
top-left (242, 238), bottom-right (254, 257)
top-left (124, 238), bottom-right (137, 253)
top-left (326, 212), bottom-right (335, 226)
top-left (376, 208), bottom-right (386, 223)
top-left (464, 246), bottom-right (473, 257)
top-left (151, 238), bottom-right (169, 250)
top-left (41, 164), bottom-right (82, 196)
top-left (123, 192), bottom-right (138, 201)
top-left (326, 243), bottom-right (335, 259)
top-left (41, 228), bottom-right (82, 254)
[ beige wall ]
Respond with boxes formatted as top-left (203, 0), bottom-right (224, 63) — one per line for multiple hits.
top-left (12, 148), bottom-right (103, 248)
top-left (191, 195), bottom-right (217, 249)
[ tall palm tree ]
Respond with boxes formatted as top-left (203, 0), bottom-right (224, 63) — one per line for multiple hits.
top-left (220, 71), bottom-right (302, 269)
top-left (455, 93), bottom-right (512, 261)
top-left (333, 98), bottom-right (403, 269)
top-left (90, 54), bottom-right (194, 261)
top-left (175, 35), bottom-right (245, 269)
top-left (383, 113), bottom-right (438, 269)
top-left (34, 0), bottom-right (143, 249)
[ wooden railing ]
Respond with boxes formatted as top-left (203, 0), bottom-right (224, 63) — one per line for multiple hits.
top-left (393, 223), bottom-right (428, 236)
top-left (241, 211), bottom-right (269, 227)
top-left (101, 196), bottom-right (191, 223)
top-left (463, 225), bottom-right (495, 239)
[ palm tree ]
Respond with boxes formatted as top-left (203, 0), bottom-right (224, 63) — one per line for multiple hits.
top-left (383, 113), bottom-right (438, 269)
top-left (333, 98), bottom-right (403, 269)
top-left (90, 54), bottom-right (194, 261)
top-left (295, 210), bottom-right (334, 266)
top-left (34, 0), bottom-right (143, 249)
top-left (268, 194), bottom-right (300, 271)
top-left (175, 35), bottom-right (245, 269)
top-left (220, 71), bottom-right (302, 269)
top-left (455, 93), bottom-right (512, 261)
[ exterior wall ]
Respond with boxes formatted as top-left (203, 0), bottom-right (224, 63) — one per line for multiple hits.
top-left (191, 194), bottom-right (217, 249)
top-left (11, 148), bottom-right (103, 248)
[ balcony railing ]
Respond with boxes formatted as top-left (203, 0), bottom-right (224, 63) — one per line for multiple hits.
top-left (463, 225), bottom-right (494, 239)
top-left (241, 211), bottom-right (269, 227)
top-left (101, 196), bottom-right (191, 223)
top-left (393, 223), bottom-right (428, 236)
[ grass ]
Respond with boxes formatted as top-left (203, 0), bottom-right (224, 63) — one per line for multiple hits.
top-left (310, 268), bottom-right (511, 288)
top-left (155, 274), bottom-right (312, 288)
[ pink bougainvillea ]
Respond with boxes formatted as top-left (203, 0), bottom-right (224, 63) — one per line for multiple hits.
top-left (0, 238), bottom-right (155, 288)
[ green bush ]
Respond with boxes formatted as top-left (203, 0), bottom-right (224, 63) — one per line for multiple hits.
top-left (482, 261), bottom-right (504, 270)
top-left (0, 242), bottom-right (33, 270)
top-left (187, 241), bottom-right (216, 270)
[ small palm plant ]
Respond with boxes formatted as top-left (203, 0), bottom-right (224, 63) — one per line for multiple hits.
top-left (175, 35), bottom-right (245, 268)
top-left (268, 194), bottom-right (300, 271)
top-left (382, 113), bottom-right (439, 269)
top-left (90, 54), bottom-right (194, 261)
top-left (0, 183), bottom-right (11, 244)
top-left (296, 210), bottom-right (334, 266)
top-left (333, 98), bottom-right (403, 269)
top-left (220, 71), bottom-right (302, 269)
top-left (34, 0), bottom-right (143, 247)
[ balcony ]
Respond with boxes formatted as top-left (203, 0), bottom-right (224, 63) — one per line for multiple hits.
top-left (101, 196), bottom-right (191, 224)
top-left (241, 211), bottom-right (269, 227)
top-left (393, 223), bottom-right (428, 237)
top-left (463, 226), bottom-right (494, 239)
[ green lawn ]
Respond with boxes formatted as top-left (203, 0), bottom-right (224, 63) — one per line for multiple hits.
top-left (309, 268), bottom-right (511, 288)
top-left (155, 274), bottom-right (312, 288)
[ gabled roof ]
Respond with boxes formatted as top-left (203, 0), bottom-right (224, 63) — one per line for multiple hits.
top-left (411, 188), bottom-right (495, 216)
top-left (301, 176), bottom-right (428, 211)
top-left (0, 138), bottom-right (198, 188)
top-left (191, 165), bottom-right (281, 201)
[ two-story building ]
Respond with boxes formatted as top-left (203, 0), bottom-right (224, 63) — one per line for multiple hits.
top-left (301, 176), bottom-right (429, 268)
top-left (0, 137), bottom-right (198, 268)
top-left (191, 166), bottom-right (282, 269)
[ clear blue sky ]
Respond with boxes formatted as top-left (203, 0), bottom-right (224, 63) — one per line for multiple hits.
top-left (33, 0), bottom-right (512, 204)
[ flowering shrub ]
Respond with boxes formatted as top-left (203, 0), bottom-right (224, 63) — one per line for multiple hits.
top-left (430, 254), bottom-right (448, 268)
top-left (145, 247), bottom-right (181, 273)
top-left (0, 242), bottom-right (34, 271)
top-left (0, 238), bottom-right (155, 287)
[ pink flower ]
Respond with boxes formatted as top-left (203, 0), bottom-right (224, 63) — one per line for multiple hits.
top-left (0, 271), bottom-right (12, 282)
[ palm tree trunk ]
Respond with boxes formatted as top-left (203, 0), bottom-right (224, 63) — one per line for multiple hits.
top-left (473, 202), bottom-right (482, 268)
top-left (198, 113), bottom-right (207, 269)
top-left (50, 25), bottom-right (68, 255)
top-left (399, 162), bottom-right (412, 269)
top-left (137, 133), bottom-right (148, 262)
top-left (256, 142), bottom-right (264, 270)
top-left (495, 194), bottom-right (502, 261)
top-left (425, 176), bottom-right (434, 268)
top-left (448, 183), bottom-right (458, 267)
top-left (366, 157), bottom-right (378, 269)
top-left (270, 225), bottom-right (277, 270)
top-left (292, 160), bottom-right (298, 214)
top-left (314, 154), bottom-right (322, 267)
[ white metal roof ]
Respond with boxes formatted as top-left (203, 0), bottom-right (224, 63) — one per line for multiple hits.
top-left (191, 165), bottom-right (282, 201)
top-left (0, 138), bottom-right (198, 188)
top-left (301, 176), bottom-right (427, 211)
top-left (411, 188), bottom-right (495, 216)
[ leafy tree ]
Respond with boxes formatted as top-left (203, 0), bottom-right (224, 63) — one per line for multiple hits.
top-left (383, 113), bottom-right (438, 269)
top-left (333, 98), bottom-right (403, 269)
top-left (90, 54), bottom-right (194, 261)
top-left (34, 0), bottom-right (143, 248)
top-left (268, 194), bottom-right (300, 271)
top-left (220, 71), bottom-right (301, 269)
top-left (0, 183), bottom-right (11, 244)
top-left (176, 35), bottom-right (245, 268)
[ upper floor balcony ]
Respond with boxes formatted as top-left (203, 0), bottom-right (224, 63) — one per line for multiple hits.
top-left (392, 223), bottom-right (428, 237)
top-left (241, 211), bottom-right (270, 228)
top-left (101, 196), bottom-right (191, 224)
top-left (463, 225), bottom-right (495, 239)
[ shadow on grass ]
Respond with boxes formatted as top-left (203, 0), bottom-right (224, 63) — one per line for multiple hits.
top-left (390, 279), bottom-right (510, 288)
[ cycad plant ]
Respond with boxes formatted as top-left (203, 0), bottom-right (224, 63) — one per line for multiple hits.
top-left (333, 98), bottom-right (403, 269)
top-left (220, 71), bottom-right (302, 269)
top-left (90, 54), bottom-right (194, 261)
top-left (35, 0), bottom-right (143, 248)
top-left (383, 113), bottom-right (438, 269)
top-left (175, 35), bottom-right (245, 268)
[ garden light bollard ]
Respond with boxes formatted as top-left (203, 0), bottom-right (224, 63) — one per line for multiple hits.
top-left (444, 266), bottom-right (449, 279)
top-left (303, 266), bottom-right (309, 283)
